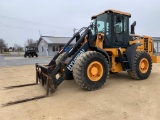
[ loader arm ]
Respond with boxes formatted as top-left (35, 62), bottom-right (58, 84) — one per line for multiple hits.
top-left (48, 26), bottom-right (87, 66)
top-left (37, 24), bottom-right (93, 87)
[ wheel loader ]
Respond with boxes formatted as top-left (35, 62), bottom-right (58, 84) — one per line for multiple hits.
top-left (4, 9), bottom-right (160, 106)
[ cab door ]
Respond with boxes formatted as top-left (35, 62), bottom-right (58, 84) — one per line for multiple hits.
top-left (113, 14), bottom-right (129, 47)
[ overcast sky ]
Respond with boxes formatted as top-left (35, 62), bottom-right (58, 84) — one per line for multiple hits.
top-left (0, 0), bottom-right (160, 47)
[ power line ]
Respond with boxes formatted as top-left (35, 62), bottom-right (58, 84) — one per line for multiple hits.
top-left (0, 22), bottom-right (72, 35)
top-left (0, 22), bottom-right (57, 33)
top-left (0, 14), bottom-right (72, 29)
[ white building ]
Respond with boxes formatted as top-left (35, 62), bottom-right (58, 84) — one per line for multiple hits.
top-left (37, 36), bottom-right (160, 56)
top-left (152, 37), bottom-right (160, 53)
top-left (37, 36), bottom-right (75, 56)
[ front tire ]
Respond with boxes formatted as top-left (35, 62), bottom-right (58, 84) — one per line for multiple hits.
top-left (73, 51), bottom-right (109, 91)
top-left (127, 51), bottom-right (152, 80)
top-left (55, 52), bottom-right (66, 65)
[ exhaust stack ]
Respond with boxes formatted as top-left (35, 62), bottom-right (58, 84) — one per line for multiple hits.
top-left (131, 21), bottom-right (136, 34)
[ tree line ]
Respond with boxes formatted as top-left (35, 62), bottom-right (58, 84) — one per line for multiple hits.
top-left (0, 38), bottom-right (38, 53)
top-left (0, 38), bottom-right (7, 53)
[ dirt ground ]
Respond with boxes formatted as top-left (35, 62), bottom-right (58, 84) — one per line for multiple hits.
top-left (0, 64), bottom-right (160, 120)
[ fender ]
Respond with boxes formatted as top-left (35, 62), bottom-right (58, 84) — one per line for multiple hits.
top-left (126, 43), bottom-right (141, 70)
top-left (95, 47), bottom-right (111, 67)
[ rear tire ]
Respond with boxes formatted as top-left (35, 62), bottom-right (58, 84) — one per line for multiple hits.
top-left (127, 51), bottom-right (152, 80)
top-left (73, 51), bottom-right (109, 91)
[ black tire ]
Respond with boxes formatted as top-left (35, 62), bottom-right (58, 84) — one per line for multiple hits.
top-left (73, 51), bottom-right (109, 91)
top-left (55, 52), bottom-right (66, 65)
top-left (127, 51), bottom-right (152, 80)
top-left (56, 52), bottom-right (73, 80)
top-left (110, 71), bottom-right (118, 74)
top-left (28, 54), bottom-right (31, 58)
top-left (24, 55), bottom-right (26, 58)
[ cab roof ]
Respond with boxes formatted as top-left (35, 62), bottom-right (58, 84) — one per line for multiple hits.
top-left (91, 9), bottom-right (131, 19)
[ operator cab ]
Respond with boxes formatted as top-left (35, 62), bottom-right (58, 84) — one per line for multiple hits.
top-left (91, 9), bottom-right (131, 48)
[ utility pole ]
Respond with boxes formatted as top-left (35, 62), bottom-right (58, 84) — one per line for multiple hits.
top-left (73, 28), bottom-right (77, 35)
top-left (39, 30), bottom-right (42, 36)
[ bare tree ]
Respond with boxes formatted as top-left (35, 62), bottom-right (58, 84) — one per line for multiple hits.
top-left (17, 45), bottom-right (23, 52)
top-left (26, 39), bottom-right (34, 46)
top-left (14, 43), bottom-right (23, 52)
top-left (0, 38), bottom-right (7, 53)
top-left (25, 39), bottom-right (38, 51)
top-left (14, 43), bottom-right (18, 52)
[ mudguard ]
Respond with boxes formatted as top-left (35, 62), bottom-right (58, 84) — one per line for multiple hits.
top-left (126, 43), bottom-right (141, 70)
top-left (96, 47), bottom-right (111, 67)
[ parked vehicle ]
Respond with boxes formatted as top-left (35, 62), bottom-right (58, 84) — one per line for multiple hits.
top-left (24, 46), bottom-right (38, 58)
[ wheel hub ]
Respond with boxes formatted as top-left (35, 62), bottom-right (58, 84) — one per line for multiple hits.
top-left (87, 61), bottom-right (103, 81)
top-left (91, 67), bottom-right (98, 75)
top-left (139, 58), bottom-right (149, 73)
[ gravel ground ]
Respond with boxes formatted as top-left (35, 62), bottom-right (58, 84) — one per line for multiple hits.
top-left (0, 62), bottom-right (160, 120)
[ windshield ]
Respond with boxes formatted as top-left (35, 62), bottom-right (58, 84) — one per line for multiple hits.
top-left (91, 13), bottom-right (108, 35)
top-left (91, 19), bottom-right (96, 35)
top-left (96, 14), bottom-right (107, 33)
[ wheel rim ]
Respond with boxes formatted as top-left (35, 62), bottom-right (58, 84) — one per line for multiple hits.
top-left (87, 61), bottom-right (103, 81)
top-left (139, 58), bottom-right (149, 73)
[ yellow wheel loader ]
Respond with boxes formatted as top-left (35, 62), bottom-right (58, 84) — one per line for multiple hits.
top-left (4, 9), bottom-right (160, 106)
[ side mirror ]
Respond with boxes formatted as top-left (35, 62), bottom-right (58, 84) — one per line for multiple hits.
top-left (90, 22), bottom-right (93, 26)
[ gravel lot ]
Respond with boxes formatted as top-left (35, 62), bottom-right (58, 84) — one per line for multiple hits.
top-left (0, 55), bottom-right (160, 120)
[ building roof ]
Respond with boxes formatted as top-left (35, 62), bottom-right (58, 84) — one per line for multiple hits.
top-left (91, 9), bottom-right (131, 19)
top-left (38, 36), bottom-right (74, 45)
top-left (152, 37), bottom-right (160, 41)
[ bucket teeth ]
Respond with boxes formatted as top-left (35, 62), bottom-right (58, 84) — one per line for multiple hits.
top-left (2, 64), bottom-right (58, 106)
top-left (4, 83), bottom-right (37, 89)
top-left (2, 95), bottom-right (47, 107)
